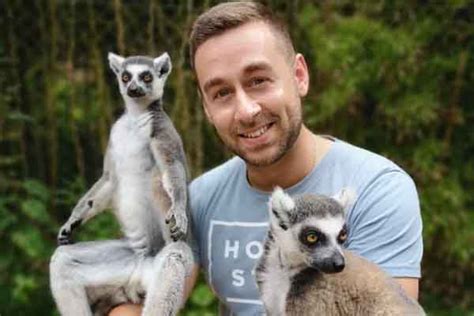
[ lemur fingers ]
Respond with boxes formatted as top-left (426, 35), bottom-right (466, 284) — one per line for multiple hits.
top-left (57, 218), bottom-right (82, 245)
top-left (165, 208), bottom-right (188, 241)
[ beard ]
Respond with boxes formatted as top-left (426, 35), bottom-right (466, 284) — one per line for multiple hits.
top-left (219, 106), bottom-right (303, 167)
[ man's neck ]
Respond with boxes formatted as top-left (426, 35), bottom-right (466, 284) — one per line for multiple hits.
top-left (246, 127), bottom-right (333, 192)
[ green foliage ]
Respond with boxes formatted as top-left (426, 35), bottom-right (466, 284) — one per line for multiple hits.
top-left (182, 278), bottom-right (218, 315)
top-left (0, 179), bottom-right (56, 314)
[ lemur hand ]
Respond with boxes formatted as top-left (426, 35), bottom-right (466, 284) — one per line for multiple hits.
top-left (165, 208), bottom-right (187, 241)
top-left (57, 219), bottom-right (81, 245)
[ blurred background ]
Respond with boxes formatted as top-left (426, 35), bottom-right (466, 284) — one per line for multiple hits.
top-left (1, 0), bottom-right (473, 315)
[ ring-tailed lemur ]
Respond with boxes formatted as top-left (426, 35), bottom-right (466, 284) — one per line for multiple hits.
top-left (49, 52), bottom-right (193, 316)
top-left (256, 188), bottom-right (425, 316)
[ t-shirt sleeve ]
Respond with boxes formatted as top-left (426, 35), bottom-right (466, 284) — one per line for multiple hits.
top-left (346, 170), bottom-right (423, 278)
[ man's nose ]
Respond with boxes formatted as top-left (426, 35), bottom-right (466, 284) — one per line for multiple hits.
top-left (234, 89), bottom-right (261, 123)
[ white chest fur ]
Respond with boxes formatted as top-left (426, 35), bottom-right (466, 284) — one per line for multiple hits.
top-left (109, 112), bottom-right (159, 248)
top-left (110, 113), bottom-right (154, 175)
top-left (260, 247), bottom-right (292, 315)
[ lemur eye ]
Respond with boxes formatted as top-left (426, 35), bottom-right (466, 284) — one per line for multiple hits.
top-left (122, 72), bottom-right (131, 83)
top-left (305, 232), bottom-right (318, 244)
top-left (300, 229), bottom-right (323, 247)
top-left (142, 73), bottom-right (153, 83)
top-left (338, 228), bottom-right (348, 243)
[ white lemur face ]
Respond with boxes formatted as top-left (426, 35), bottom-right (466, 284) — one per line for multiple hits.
top-left (269, 187), bottom-right (355, 274)
top-left (108, 52), bottom-right (172, 103)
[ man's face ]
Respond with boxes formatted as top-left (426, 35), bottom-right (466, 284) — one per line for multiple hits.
top-left (194, 21), bottom-right (309, 167)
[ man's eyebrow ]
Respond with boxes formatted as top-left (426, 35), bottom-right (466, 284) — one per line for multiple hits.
top-left (203, 78), bottom-right (225, 94)
top-left (243, 62), bottom-right (272, 74)
top-left (202, 62), bottom-right (272, 93)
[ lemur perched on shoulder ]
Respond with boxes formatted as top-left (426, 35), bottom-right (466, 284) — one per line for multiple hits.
top-left (49, 52), bottom-right (193, 316)
top-left (256, 188), bottom-right (425, 316)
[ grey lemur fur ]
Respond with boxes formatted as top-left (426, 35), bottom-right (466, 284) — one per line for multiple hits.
top-left (256, 188), bottom-right (425, 316)
top-left (49, 52), bottom-right (193, 316)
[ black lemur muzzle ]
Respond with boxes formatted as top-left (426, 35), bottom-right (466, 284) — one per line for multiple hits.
top-left (127, 81), bottom-right (146, 98)
top-left (310, 251), bottom-right (345, 274)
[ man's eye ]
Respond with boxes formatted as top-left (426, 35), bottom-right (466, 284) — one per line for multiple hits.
top-left (214, 88), bottom-right (231, 100)
top-left (249, 77), bottom-right (267, 87)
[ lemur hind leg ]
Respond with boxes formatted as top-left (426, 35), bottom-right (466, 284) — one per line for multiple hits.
top-left (141, 241), bottom-right (193, 316)
top-left (50, 239), bottom-right (137, 316)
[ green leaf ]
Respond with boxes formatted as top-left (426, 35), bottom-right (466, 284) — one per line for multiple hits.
top-left (22, 179), bottom-right (50, 202)
top-left (20, 199), bottom-right (52, 225)
top-left (12, 274), bottom-right (38, 303)
top-left (11, 227), bottom-right (48, 259)
top-left (0, 197), bottom-right (18, 231)
top-left (189, 283), bottom-right (216, 308)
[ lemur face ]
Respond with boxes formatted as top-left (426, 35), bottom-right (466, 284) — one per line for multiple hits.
top-left (294, 215), bottom-right (347, 273)
top-left (108, 52), bottom-right (172, 102)
top-left (269, 187), bottom-right (355, 274)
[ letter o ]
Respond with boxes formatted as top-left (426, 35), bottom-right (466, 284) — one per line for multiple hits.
top-left (245, 241), bottom-right (263, 259)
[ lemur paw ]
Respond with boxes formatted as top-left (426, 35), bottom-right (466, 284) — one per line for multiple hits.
top-left (165, 209), bottom-right (187, 241)
top-left (57, 219), bottom-right (81, 245)
top-left (57, 225), bottom-right (73, 245)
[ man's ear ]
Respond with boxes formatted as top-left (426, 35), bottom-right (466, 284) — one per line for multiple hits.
top-left (269, 187), bottom-right (294, 230)
top-left (331, 188), bottom-right (356, 214)
top-left (153, 52), bottom-right (172, 78)
top-left (108, 52), bottom-right (124, 75)
top-left (293, 53), bottom-right (309, 97)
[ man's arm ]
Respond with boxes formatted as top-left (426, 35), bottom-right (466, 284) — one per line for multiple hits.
top-left (108, 264), bottom-right (200, 316)
top-left (183, 264), bottom-right (201, 302)
top-left (395, 277), bottom-right (419, 300)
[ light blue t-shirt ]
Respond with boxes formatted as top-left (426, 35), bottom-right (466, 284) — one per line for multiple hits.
top-left (189, 139), bottom-right (423, 315)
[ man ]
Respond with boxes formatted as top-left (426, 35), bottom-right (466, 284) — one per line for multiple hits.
top-left (110, 2), bottom-right (422, 315)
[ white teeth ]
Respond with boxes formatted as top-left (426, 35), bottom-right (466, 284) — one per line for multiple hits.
top-left (242, 125), bottom-right (270, 138)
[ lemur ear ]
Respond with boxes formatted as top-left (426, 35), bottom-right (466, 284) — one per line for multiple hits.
top-left (331, 188), bottom-right (356, 213)
top-left (153, 52), bottom-right (172, 78)
top-left (269, 187), bottom-right (294, 231)
top-left (108, 52), bottom-right (124, 75)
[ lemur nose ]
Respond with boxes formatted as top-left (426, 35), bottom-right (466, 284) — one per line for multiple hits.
top-left (127, 82), bottom-right (145, 98)
top-left (129, 82), bottom-right (138, 91)
top-left (333, 261), bottom-right (345, 272)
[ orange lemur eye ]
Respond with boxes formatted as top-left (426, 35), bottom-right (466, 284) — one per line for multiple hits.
top-left (306, 232), bottom-right (318, 244)
top-left (143, 74), bottom-right (153, 83)
top-left (122, 72), bottom-right (131, 83)
top-left (300, 229), bottom-right (323, 246)
top-left (338, 228), bottom-right (348, 243)
top-left (141, 71), bottom-right (153, 83)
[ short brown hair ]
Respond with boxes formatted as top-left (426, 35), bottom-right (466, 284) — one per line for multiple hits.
top-left (189, 1), bottom-right (295, 70)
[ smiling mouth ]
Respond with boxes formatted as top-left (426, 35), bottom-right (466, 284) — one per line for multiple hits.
top-left (239, 123), bottom-right (274, 139)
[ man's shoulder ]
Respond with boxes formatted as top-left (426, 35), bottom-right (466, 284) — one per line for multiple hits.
top-left (331, 139), bottom-right (405, 177)
top-left (189, 156), bottom-right (243, 200)
top-left (335, 141), bottom-right (422, 277)
top-left (191, 156), bottom-right (242, 184)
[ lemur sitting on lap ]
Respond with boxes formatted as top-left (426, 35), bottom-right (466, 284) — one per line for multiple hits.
top-left (49, 52), bottom-right (193, 316)
top-left (256, 188), bottom-right (425, 316)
